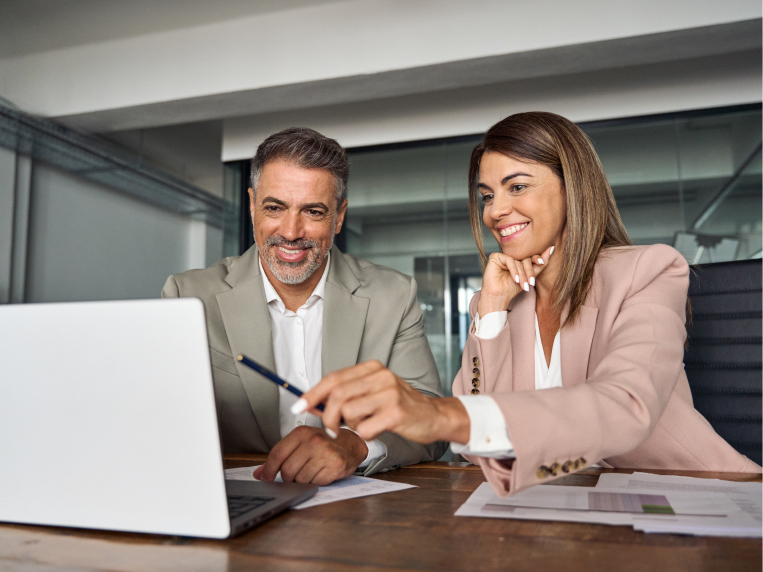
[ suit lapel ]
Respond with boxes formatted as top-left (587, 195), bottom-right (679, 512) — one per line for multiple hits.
top-left (560, 304), bottom-right (598, 387)
top-left (321, 247), bottom-right (369, 376)
top-left (508, 290), bottom-right (536, 392)
top-left (216, 248), bottom-right (281, 449)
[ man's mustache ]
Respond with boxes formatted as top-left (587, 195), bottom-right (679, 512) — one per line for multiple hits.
top-left (266, 236), bottom-right (319, 249)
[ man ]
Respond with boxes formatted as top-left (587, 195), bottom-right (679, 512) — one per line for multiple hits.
top-left (163, 127), bottom-right (446, 485)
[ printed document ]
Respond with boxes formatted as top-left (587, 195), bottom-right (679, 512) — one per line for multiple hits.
top-left (225, 466), bottom-right (415, 510)
top-left (456, 474), bottom-right (761, 537)
top-left (595, 472), bottom-right (762, 537)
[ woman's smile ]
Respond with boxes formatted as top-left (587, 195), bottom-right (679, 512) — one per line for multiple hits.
top-left (498, 222), bottom-right (529, 240)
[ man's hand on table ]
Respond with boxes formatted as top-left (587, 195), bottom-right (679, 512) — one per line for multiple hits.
top-left (252, 426), bottom-right (368, 485)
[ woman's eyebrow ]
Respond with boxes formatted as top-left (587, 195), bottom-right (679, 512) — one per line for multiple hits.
top-left (501, 172), bottom-right (532, 185)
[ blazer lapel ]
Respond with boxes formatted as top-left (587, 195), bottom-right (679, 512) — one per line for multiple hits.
top-left (508, 290), bottom-right (536, 392)
top-left (216, 249), bottom-right (281, 449)
top-left (321, 246), bottom-right (369, 376)
top-left (560, 304), bottom-right (598, 387)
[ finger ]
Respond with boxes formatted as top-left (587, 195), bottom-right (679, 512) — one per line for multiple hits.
top-left (536, 244), bottom-right (555, 266)
top-left (353, 401), bottom-right (398, 441)
top-left (278, 442), bottom-right (315, 483)
top-left (521, 257), bottom-right (535, 288)
top-left (339, 393), bottom-right (380, 429)
top-left (311, 467), bottom-right (340, 487)
top-left (514, 259), bottom-right (529, 293)
top-left (322, 368), bottom-right (397, 433)
top-left (487, 252), bottom-right (520, 274)
top-left (295, 360), bottom-right (386, 415)
top-left (260, 431), bottom-right (303, 481)
top-left (321, 374), bottom-right (378, 431)
top-left (346, 383), bottom-right (412, 440)
top-left (252, 465), bottom-right (264, 480)
top-left (532, 245), bottom-right (556, 275)
top-left (338, 373), bottom-right (407, 428)
top-left (293, 456), bottom-right (326, 484)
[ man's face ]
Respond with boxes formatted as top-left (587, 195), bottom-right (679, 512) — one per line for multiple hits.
top-left (250, 158), bottom-right (346, 285)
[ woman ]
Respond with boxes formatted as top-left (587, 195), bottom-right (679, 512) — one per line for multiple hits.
top-left (293, 112), bottom-right (760, 495)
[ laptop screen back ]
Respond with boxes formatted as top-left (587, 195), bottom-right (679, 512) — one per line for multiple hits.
top-left (0, 298), bottom-right (231, 538)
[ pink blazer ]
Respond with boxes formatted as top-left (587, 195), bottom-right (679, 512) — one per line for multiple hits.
top-left (453, 244), bottom-right (761, 496)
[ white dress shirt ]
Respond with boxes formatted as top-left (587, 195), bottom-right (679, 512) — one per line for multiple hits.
top-left (450, 311), bottom-right (562, 459)
top-left (260, 254), bottom-right (386, 468)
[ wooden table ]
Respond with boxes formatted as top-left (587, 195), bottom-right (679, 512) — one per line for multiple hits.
top-left (0, 455), bottom-right (760, 572)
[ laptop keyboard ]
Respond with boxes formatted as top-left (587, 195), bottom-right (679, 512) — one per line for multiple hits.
top-left (227, 495), bottom-right (275, 519)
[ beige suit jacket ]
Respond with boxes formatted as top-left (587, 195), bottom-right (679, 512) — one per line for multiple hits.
top-left (163, 245), bottom-right (447, 475)
top-left (453, 244), bottom-right (760, 496)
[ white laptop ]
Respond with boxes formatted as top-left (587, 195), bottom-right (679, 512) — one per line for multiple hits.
top-left (0, 298), bottom-right (316, 538)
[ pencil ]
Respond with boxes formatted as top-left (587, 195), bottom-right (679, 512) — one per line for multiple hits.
top-left (237, 354), bottom-right (325, 412)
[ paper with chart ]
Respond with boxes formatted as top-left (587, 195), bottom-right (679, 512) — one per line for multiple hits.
top-left (224, 466), bottom-right (416, 510)
top-left (456, 482), bottom-right (635, 525)
top-left (595, 472), bottom-right (762, 537)
top-left (455, 478), bottom-right (760, 537)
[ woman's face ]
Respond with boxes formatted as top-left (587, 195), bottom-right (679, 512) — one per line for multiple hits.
top-left (478, 151), bottom-right (567, 260)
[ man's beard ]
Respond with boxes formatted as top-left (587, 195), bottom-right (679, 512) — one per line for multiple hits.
top-left (257, 234), bottom-right (332, 285)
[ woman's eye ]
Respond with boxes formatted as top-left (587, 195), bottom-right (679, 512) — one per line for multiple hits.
top-left (511, 184), bottom-right (527, 192)
top-left (480, 194), bottom-right (493, 203)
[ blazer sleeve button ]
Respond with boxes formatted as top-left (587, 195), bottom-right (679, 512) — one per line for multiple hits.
top-left (471, 388), bottom-right (480, 395)
top-left (549, 462), bottom-right (561, 476)
top-left (472, 357), bottom-right (480, 367)
top-left (561, 460), bottom-right (573, 473)
top-left (536, 466), bottom-right (551, 479)
top-left (471, 378), bottom-right (480, 388)
top-left (472, 368), bottom-right (480, 377)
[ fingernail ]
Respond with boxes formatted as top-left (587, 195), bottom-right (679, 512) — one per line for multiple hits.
top-left (530, 277), bottom-right (535, 286)
top-left (523, 282), bottom-right (529, 292)
top-left (290, 398), bottom-right (308, 415)
top-left (514, 274), bottom-right (520, 283)
top-left (325, 428), bottom-right (338, 439)
top-left (550, 246), bottom-right (555, 255)
top-left (537, 258), bottom-right (544, 265)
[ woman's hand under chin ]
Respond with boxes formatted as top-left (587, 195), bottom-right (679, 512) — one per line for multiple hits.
top-left (477, 244), bottom-right (555, 317)
top-left (293, 360), bottom-right (471, 445)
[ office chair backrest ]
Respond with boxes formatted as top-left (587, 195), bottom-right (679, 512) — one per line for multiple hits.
top-left (684, 258), bottom-right (762, 466)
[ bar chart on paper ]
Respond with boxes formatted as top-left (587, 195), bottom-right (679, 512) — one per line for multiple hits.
top-left (481, 491), bottom-right (683, 517)
top-left (587, 492), bottom-right (674, 514)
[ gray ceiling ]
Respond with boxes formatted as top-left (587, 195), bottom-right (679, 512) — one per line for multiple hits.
top-left (0, 0), bottom-right (344, 58)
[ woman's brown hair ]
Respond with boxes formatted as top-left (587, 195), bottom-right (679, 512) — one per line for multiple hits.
top-left (468, 111), bottom-right (631, 327)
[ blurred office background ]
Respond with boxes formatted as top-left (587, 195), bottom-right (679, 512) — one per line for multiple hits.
top-left (0, 0), bottom-right (761, 395)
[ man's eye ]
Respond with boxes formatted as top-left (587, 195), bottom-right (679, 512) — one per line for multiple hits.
top-left (307, 209), bottom-right (324, 216)
top-left (264, 205), bottom-right (281, 212)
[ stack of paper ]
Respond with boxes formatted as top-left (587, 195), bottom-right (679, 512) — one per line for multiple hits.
top-left (595, 472), bottom-right (762, 537)
top-left (455, 472), bottom-right (761, 537)
top-left (224, 466), bottom-right (416, 510)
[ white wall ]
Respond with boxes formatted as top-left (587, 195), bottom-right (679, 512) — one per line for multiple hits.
top-left (223, 50), bottom-right (762, 159)
top-left (24, 163), bottom-right (219, 302)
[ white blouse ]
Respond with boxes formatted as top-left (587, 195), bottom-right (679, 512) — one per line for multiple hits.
top-left (450, 311), bottom-right (562, 459)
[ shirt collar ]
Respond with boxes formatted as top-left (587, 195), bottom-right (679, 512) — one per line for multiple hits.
top-left (259, 252), bottom-right (331, 313)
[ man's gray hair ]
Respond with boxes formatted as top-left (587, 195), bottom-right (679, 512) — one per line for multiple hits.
top-left (250, 127), bottom-right (349, 205)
